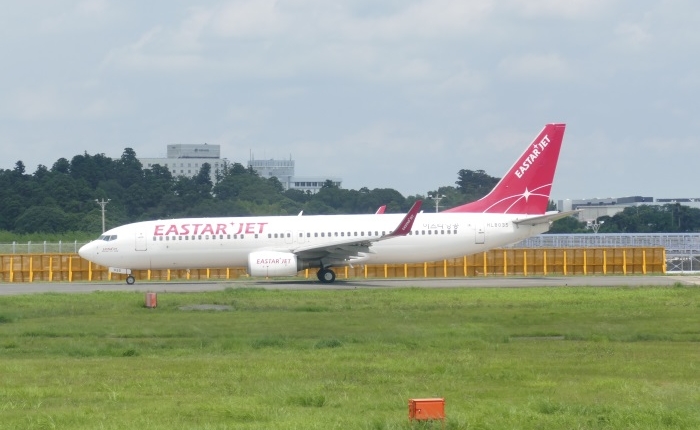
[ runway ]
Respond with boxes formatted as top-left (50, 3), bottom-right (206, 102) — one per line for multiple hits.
top-left (1, 275), bottom-right (698, 295)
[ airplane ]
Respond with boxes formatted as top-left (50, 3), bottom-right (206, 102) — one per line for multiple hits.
top-left (79, 123), bottom-right (572, 285)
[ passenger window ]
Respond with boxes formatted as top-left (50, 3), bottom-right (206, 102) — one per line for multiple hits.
top-left (255, 234), bottom-right (258, 238)
top-left (321, 233), bottom-right (325, 237)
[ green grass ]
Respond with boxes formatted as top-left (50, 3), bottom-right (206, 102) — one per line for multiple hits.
top-left (1, 286), bottom-right (699, 429)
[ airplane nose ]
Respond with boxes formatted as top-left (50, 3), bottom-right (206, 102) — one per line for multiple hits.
top-left (78, 242), bottom-right (93, 260)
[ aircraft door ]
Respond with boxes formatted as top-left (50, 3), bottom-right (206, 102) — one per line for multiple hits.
top-left (475, 224), bottom-right (485, 244)
top-left (135, 232), bottom-right (147, 251)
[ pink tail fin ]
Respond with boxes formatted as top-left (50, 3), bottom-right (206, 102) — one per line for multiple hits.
top-left (443, 123), bottom-right (566, 215)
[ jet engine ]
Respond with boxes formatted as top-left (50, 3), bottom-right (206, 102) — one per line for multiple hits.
top-left (247, 251), bottom-right (303, 277)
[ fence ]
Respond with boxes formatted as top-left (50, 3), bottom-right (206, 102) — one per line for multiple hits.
top-left (515, 233), bottom-right (700, 273)
top-left (0, 241), bottom-right (84, 255)
top-left (0, 247), bottom-right (666, 283)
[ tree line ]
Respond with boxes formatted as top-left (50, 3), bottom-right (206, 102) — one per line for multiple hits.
top-left (548, 203), bottom-right (700, 234)
top-left (1, 148), bottom-right (699, 236)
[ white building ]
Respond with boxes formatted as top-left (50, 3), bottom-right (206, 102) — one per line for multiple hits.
top-left (140, 144), bottom-right (226, 183)
top-left (139, 145), bottom-right (342, 193)
top-left (247, 156), bottom-right (342, 193)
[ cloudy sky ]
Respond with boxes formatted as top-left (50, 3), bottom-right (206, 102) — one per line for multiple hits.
top-left (2, 0), bottom-right (699, 202)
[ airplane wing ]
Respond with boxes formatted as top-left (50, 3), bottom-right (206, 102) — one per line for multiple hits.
top-left (512, 210), bottom-right (580, 226)
top-left (289, 200), bottom-right (422, 264)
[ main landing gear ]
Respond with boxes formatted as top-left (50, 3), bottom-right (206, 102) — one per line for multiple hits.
top-left (126, 275), bottom-right (136, 285)
top-left (316, 268), bottom-right (336, 283)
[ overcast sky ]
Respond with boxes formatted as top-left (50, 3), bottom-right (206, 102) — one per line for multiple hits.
top-left (2, 0), bottom-right (699, 202)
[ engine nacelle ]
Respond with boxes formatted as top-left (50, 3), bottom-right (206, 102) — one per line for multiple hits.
top-left (247, 251), bottom-right (301, 277)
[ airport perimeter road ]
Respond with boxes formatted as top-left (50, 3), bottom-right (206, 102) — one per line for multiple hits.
top-left (1, 275), bottom-right (699, 295)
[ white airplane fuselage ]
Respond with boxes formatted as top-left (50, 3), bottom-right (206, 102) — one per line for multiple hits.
top-left (80, 212), bottom-right (548, 271)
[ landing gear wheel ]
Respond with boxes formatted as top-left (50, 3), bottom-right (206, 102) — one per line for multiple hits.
top-left (126, 275), bottom-right (135, 285)
top-left (317, 268), bottom-right (336, 283)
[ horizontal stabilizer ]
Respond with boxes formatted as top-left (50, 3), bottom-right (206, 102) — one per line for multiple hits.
top-left (513, 210), bottom-right (579, 226)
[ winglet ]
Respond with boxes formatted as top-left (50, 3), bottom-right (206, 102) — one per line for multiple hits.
top-left (387, 200), bottom-right (422, 237)
top-left (375, 205), bottom-right (387, 214)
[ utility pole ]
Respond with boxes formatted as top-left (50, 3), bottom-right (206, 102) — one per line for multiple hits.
top-left (428, 194), bottom-right (446, 213)
top-left (95, 198), bottom-right (110, 233)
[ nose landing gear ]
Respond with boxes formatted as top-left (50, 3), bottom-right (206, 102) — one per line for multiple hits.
top-left (108, 267), bottom-right (135, 285)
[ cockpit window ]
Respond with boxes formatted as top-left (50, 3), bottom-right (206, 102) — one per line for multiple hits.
top-left (99, 235), bottom-right (118, 241)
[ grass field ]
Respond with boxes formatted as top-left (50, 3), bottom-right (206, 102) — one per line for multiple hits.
top-left (1, 284), bottom-right (699, 429)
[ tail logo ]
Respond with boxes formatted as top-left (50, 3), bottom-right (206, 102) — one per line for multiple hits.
top-left (514, 134), bottom-right (550, 179)
top-left (442, 123), bottom-right (565, 215)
